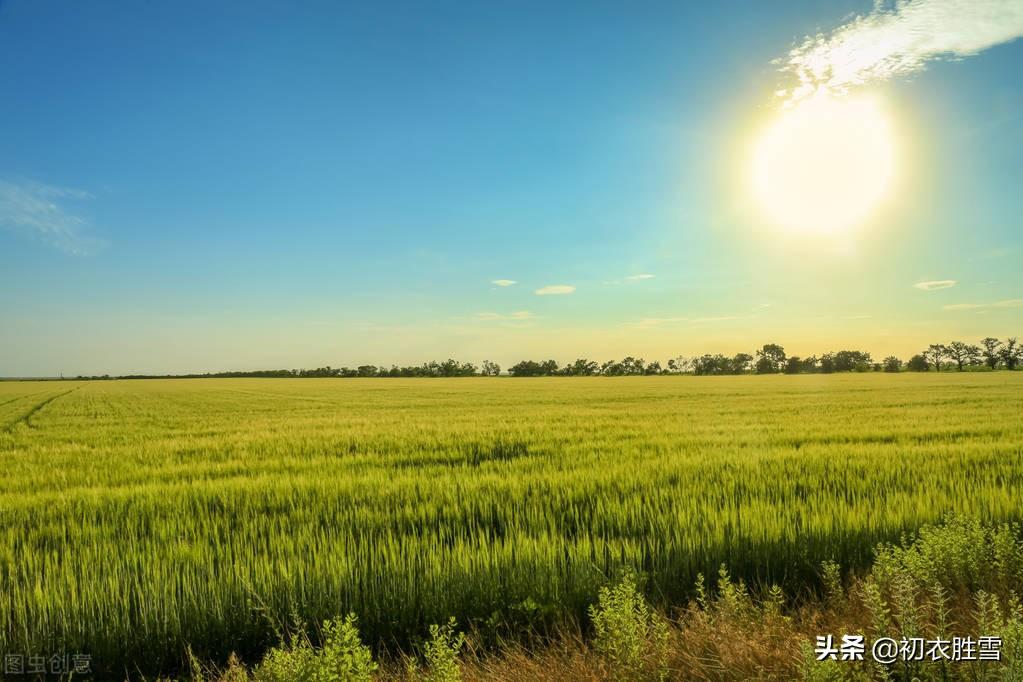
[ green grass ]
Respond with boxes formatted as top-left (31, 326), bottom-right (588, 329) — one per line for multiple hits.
top-left (1, 374), bottom-right (1021, 676)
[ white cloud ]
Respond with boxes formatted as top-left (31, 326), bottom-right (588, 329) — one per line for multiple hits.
top-left (474, 310), bottom-right (534, 321)
top-left (535, 285), bottom-right (575, 296)
top-left (491, 279), bottom-right (517, 287)
top-left (0, 179), bottom-right (103, 254)
top-left (913, 279), bottom-right (958, 290)
top-left (625, 273), bottom-right (655, 281)
top-left (780, 0), bottom-right (1023, 102)
top-left (943, 298), bottom-right (1023, 311)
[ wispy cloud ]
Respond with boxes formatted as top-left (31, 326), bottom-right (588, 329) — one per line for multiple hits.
top-left (943, 298), bottom-right (1023, 311)
top-left (535, 285), bottom-right (575, 296)
top-left (0, 179), bottom-right (103, 254)
top-left (625, 273), bottom-right (655, 281)
top-left (780, 0), bottom-right (1023, 102)
top-left (474, 310), bottom-right (534, 321)
top-left (491, 279), bottom-right (517, 287)
top-left (914, 279), bottom-right (957, 290)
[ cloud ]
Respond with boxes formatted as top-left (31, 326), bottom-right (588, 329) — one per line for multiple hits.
top-left (0, 179), bottom-right (103, 254)
top-left (625, 273), bottom-right (655, 281)
top-left (943, 299), bottom-right (1023, 311)
top-left (913, 279), bottom-right (957, 290)
top-left (474, 311), bottom-right (534, 321)
top-left (535, 285), bottom-right (575, 296)
top-left (780, 0), bottom-right (1023, 102)
top-left (491, 279), bottom-right (517, 287)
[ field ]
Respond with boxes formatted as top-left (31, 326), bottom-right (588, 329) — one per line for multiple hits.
top-left (1, 374), bottom-right (1022, 676)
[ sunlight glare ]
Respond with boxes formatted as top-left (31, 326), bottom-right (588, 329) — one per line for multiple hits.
top-left (750, 94), bottom-right (895, 235)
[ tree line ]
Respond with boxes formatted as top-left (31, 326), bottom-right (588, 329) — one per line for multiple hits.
top-left (62, 337), bottom-right (1020, 380)
top-left (507, 337), bottom-right (1020, 376)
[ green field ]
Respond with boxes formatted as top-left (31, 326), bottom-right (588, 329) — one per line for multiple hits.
top-left (2, 374), bottom-right (1022, 675)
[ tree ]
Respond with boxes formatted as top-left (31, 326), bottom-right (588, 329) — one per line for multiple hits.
top-left (481, 360), bottom-right (501, 376)
top-left (691, 354), bottom-right (729, 376)
top-left (925, 344), bottom-right (947, 372)
top-left (907, 354), bottom-right (929, 372)
top-left (620, 357), bottom-right (646, 375)
top-left (508, 360), bottom-right (543, 377)
top-left (562, 358), bottom-right (599, 376)
top-left (882, 356), bottom-right (902, 373)
top-left (1000, 337), bottom-right (1021, 370)
top-left (731, 353), bottom-right (753, 375)
top-left (754, 344), bottom-right (786, 374)
top-left (644, 360), bottom-right (663, 375)
top-left (980, 337), bottom-right (1002, 370)
top-left (832, 350), bottom-right (873, 372)
top-left (666, 356), bottom-right (690, 374)
top-left (945, 341), bottom-right (982, 371)
top-left (784, 356), bottom-right (802, 374)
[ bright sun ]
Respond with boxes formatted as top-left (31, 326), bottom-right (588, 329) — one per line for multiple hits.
top-left (750, 94), bottom-right (895, 235)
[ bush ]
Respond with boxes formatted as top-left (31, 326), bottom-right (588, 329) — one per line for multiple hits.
top-left (588, 571), bottom-right (670, 680)
top-left (408, 617), bottom-right (465, 682)
top-left (254, 614), bottom-right (376, 682)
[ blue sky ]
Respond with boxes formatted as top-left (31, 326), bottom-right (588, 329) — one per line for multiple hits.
top-left (1, 0), bottom-right (1021, 375)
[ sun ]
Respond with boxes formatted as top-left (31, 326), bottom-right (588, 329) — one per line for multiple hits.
top-left (750, 94), bottom-right (896, 235)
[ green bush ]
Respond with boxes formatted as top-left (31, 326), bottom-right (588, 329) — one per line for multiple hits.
top-left (254, 614), bottom-right (376, 682)
top-left (407, 617), bottom-right (464, 682)
top-left (588, 571), bottom-right (670, 680)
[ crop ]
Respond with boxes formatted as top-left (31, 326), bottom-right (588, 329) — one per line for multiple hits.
top-left (1, 373), bottom-right (1021, 676)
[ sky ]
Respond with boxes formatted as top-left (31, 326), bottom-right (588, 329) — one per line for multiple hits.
top-left (1, 0), bottom-right (1021, 376)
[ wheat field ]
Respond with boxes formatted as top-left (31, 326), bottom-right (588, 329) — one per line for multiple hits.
top-left (1, 374), bottom-right (1021, 675)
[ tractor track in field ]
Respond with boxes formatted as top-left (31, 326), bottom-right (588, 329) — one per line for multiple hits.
top-left (2, 387), bottom-right (80, 433)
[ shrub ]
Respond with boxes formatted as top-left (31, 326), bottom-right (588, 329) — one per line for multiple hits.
top-left (588, 571), bottom-right (670, 680)
top-left (253, 614), bottom-right (376, 682)
top-left (415, 617), bottom-right (465, 682)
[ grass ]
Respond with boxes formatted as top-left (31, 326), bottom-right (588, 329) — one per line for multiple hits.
top-left (1, 373), bottom-right (1021, 677)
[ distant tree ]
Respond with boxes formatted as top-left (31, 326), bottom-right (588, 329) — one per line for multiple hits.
top-left (925, 344), bottom-right (947, 372)
top-left (600, 360), bottom-right (623, 376)
top-left (800, 356), bottom-right (819, 373)
top-left (666, 356), bottom-right (691, 374)
top-left (945, 341), bottom-right (982, 371)
top-left (784, 356), bottom-right (802, 374)
top-left (1000, 337), bottom-right (1021, 370)
top-left (755, 344), bottom-right (786, 374)
top-left (731, 353), bottom-right (753, 375)
top-left (356, 365), bottom-right (379, 378)
top-left (882, 356), bottom-right (902, 373)
top-left (481, 360), bottom-right (501, 376)
top-left (820, 354), bottom-right (835, 374)
top-left (691, 354), bottom-right (729, 376)
top-left (644, 360), bottom-right (663, 375)
top-left (620, 357), bottom-right (646, 375)
top-left (832, 350), bottom-right (873, 372)
top-left (562, 358), bottom-right (599, 376)
top-left (980, 337), bottom-right (1003, 370)
top-left (539, 360), bottom-right (559, 376)
top-left (509, 360), bottom-right (544, 377)
top-left (907, 354), bottom-right (930, 372)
